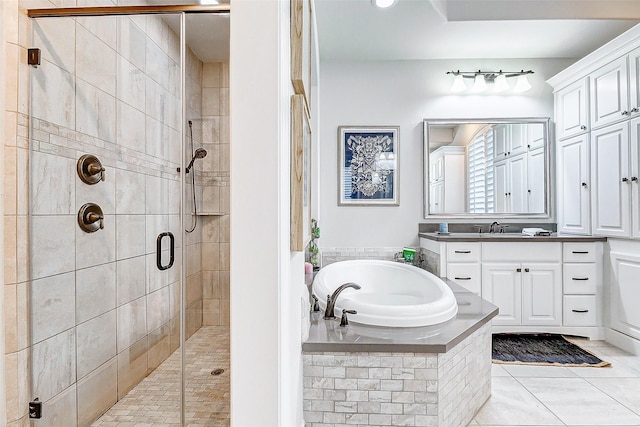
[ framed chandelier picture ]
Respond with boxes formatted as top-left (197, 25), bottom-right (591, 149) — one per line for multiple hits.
top-left (338, 126), bottom-right (400, 206)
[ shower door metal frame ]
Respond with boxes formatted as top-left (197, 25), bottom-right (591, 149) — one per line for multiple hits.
top-left (26, 5), bottom-right (229, 425)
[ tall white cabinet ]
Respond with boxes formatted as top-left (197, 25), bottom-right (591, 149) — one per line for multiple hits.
top-left (549, 24), bottom-right (640, 353)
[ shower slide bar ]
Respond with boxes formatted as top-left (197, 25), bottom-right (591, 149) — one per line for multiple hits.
top-left (27, 4), bottom-right (230, 18)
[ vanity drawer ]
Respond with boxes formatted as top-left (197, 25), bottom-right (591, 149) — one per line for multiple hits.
top-left (482, 242), bottom-right (561, 262)
top-left (563, 295), bottom-right (597, 326)
top-left (563, 263), bottom-right (598, 294)
top-left (447, 263), bottom-right (481, 295)
top-left (563, 243), bottom-right (597, 263)
top-left (447, 242), bottom-right (481, 262)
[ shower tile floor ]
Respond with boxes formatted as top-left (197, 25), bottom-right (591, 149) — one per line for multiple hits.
top-left (469, 338), bottom-right (640, 426)
top-left (92, 326), bottom-right (230, 427)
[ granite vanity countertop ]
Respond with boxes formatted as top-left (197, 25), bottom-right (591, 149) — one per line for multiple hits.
top-left (419, 232), bottom-right (607, 242)
top-left (302, 280), bottom-right (498, 354)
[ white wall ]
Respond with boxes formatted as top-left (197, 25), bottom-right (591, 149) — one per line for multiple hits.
top-left (0, 1), bottom-right (7, 422)
top-left (230, 0), bottom-right (305, 425)
top-left (319, 58), bottom-right (574, 249)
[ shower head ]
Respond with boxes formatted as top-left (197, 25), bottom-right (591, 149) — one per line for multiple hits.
top-left (185, 148), bottom-right (208, 174)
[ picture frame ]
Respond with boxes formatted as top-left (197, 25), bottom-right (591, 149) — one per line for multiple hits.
top-left (290, 0), bottom-right (312, 112)
top-left (291, 94), bottom-right (312, 251)
top-left (338, 126), bottom-right (400, 206)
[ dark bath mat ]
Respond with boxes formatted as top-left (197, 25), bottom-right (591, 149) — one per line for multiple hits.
top-left (492, 333), bottom-right (611, 367)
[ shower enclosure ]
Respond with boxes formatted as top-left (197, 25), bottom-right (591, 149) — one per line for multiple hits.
top-left (27, 4), bottom-right (230, 425)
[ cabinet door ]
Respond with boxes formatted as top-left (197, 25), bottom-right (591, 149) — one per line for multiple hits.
top-left (631, 117), bottom-right (640, 238)
top-left (591, 123), bottom-right (630, 237)
top-left (494, 124), bottom-right (509, 159)
top-left (557, 78), bottom-right (589, 139)
top-left (590, 56), bottom-right (629, 129)
top-left (510, 123), bottom-right (527, 156)
top-left (527, 147), bottom-right (545, 213)
top-left (528, 122), bottom-right (545, 151)
top-left (494, 160), bottom-right (508, 213)
top-left (482, 263), bottom-right (521, 325)
top-left (628, 47), bottom-right (640, 117)
top-left (610, 251), bottom-right (640, 341)
top-left (557, 134), bottom-right (591, 234)
top-left (522, 263), bottom-right (562, 326)
top-left (508, 153), bottom-right (528, 213)
top-left (430, 182), bottom-right (443, 213)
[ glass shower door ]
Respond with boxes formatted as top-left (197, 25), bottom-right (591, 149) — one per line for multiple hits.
top-left (29, 12), bottom-right (184, 425)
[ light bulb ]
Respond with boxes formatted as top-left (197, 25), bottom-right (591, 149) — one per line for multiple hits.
top-left (471, 74), bottom-right (487, 93)
top-left (450, 74), bottom-right (467, 93)
top-left (493, 74), bottom-right (510, 93)
top-left (513, 74), bottom-right (532, 93)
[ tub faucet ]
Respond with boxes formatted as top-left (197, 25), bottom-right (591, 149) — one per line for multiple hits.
top-left (324, 282), bottom-right (361, 319)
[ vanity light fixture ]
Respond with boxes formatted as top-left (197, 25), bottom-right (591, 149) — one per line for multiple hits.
top-left (372, 0), bottom-right (398, 8)
top-left (200, 0), bottom-right (220, 4)
top-left (447, 69), bottom-right (534, 93)
top-left (513, 74), bottom-right (533, 92)
top-left (450, 74), bottom-right (467, 93)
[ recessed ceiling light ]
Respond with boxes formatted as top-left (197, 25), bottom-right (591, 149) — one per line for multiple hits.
top-left (200, 0), bottom-right (220, 5)
top-left (372, 0), bottom-right (397, 8)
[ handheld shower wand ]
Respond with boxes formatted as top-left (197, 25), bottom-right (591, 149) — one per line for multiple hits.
top-left (185, 147), bottom-right (207, 174)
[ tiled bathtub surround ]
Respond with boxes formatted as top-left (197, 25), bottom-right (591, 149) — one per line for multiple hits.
top-left (321, 247), bottom-right (402, 266)
top-left (303, 322), bottom-right (492, 427)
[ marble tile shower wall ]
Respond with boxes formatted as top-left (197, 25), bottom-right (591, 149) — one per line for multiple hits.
top-left (3, 4), bottom-right (208, 424)
top-left (199, 62), bottom-right (230, 327)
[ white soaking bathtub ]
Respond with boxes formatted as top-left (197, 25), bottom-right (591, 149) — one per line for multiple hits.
top-left (313, 259), bottom-right (458, 327)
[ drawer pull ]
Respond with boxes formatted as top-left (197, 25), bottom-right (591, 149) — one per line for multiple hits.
top-left (454, 250), bottom-right (471, 254)
top-left (454, 277), bottom-right (472, 280)
top-left (572, 251), bottom-right (589, 254)
top-left (572, 309), bottom-right (589, 313)
top-left (572, 277), bottom-right (589, 281)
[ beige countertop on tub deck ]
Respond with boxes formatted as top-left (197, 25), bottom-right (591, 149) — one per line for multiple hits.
top-left (302, 280), bottom-right (498, 354)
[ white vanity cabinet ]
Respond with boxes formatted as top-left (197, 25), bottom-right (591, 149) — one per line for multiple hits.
top-left (556, 78), bottom-right (589, 140)
top-left (562, 242), bottom-right (602, 327)
top-left (557, 134), bottom-right (591, 235)
top-left (420, 236), bottom-right (605, 337)
top-left (481, 242), bottom-right (562, 327)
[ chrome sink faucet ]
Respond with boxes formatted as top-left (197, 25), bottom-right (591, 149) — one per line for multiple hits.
top-left (324, 282), bottom-right (361, 319)
top-left (489, 221), bottom-right (500, 233)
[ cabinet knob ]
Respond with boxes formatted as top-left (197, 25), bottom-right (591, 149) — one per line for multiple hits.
top-left (524, 268), bottom-right (530, 272)
top-left (516, 268), bottom-right (522, 272)
top-left (632, 107), bottom-right (639, 113)
top-left (580, 125), bottom-right (587, 130)
top-left (581, 182), bottom-right (588, 188)
top-left (622, 177), bottom-right (630, 183)
top-left (632, 177), bottom-right (638, 182)
top-left (622, 110), bottom-right (630, 116)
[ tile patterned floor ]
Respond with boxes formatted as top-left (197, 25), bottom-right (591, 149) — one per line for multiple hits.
top-left (470, 338), bottom-right (640, 426)
top-left (92, 326), bottom-right (230, 427)
top-left (91, 329), bottom-right (640, 426)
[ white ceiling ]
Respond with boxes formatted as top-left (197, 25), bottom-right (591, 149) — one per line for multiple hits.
top-left (314, 0), bottom-right (640, 61)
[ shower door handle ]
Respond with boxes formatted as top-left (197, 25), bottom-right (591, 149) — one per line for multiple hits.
top-left (157, 232), bottom-right (175, 271)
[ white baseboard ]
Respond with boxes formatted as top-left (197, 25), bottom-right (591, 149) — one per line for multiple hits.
top-left (605, 328), bottom-right (640, 355)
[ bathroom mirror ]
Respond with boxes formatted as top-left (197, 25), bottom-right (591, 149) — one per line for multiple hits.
top-left (423, 118), bottom-right (551, 219)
